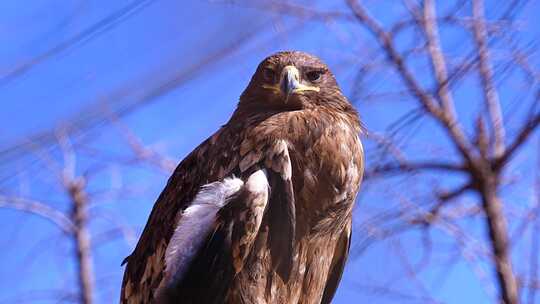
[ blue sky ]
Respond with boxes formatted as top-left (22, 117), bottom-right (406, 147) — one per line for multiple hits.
top-left (0, 1), bottom-right (538, 303)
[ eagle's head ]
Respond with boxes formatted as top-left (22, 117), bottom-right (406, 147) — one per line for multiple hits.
top-left (238, 51), bottom-right (350, 112)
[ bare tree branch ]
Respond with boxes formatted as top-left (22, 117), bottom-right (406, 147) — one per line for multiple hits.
top-left (67, 177), bottom-right (94, 304)
top-left (228, 0), bottom-right (355, 22)
top-left (497, 112), bottom-right (540, 168)
top-left (478, 178), bottom-right (519, 304)
top-left (421, 0), bottom-right (459, 123)
top-left (366, 161), bottom-right (465, 178)
top-left (346, 0), bottom-right (476, 164)
top-left (109, 115), bottom-right (176, 174)
top-left (472, 0), bottom-right (506, 158)
top-left (0, 196), bottom-right (74, 234)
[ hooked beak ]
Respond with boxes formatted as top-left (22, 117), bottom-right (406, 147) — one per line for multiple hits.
top-left (279, 66), bottom-right (319, 100)
top-left (280, 66), bottom-right (301, 96)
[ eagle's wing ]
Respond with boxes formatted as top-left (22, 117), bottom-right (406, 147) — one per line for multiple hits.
top-left (153, 169), bottom-right (269, 304)
top-left (120, 123), bottom-right (244, 303)
top-left (121, 120), bottom-right (296, 303)
top-left (239, 138), bottom-right (296, 282)
top-left (321, 220), bottom-right (352, 304)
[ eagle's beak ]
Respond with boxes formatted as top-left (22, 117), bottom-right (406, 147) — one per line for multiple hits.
top-left (280, 66), bottom-right (301, 96)
top-left (280, 66), bottom-right (319, 100)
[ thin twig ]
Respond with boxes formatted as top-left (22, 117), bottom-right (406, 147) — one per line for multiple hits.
top-left (0, 195), bottom-right (74, 233)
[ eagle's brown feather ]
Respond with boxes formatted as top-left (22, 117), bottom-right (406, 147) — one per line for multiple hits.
top-left (121, 51), bottom-right (364, 304)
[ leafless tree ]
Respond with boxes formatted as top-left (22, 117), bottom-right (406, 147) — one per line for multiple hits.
top-left (0, 123), bottom-right (177, 303)
top-left (339, 1), bottom-right (538, 303)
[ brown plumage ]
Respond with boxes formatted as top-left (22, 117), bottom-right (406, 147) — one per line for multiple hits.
top-left (120, 51), bottom-right (364, 304)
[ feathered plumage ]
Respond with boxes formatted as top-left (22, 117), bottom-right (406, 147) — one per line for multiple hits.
top-left (120, 51), bottom-right (364, 304)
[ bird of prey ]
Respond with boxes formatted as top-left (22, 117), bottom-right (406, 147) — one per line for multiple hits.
top-left (120, 51), bottom-right (364, 304)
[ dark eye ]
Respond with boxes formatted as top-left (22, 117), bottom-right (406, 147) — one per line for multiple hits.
top-left (263, 67), bottom-right (275, 82)
top-left (306, 70), bottom-right (323, 82)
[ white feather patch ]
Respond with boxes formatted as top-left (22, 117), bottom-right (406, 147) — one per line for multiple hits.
top-left (162, 177), bottom-right (244, 286)
top-left (245, 169), bottom-right (269, 194)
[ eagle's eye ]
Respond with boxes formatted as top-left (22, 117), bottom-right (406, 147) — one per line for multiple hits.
top-left (263, 67), bottom-right (276, 82)
top-left (305, 70), bottom-right (323, 82)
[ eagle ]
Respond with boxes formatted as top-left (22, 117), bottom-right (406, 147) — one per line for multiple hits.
top-left (120, 51), bottom-right (364, 304)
